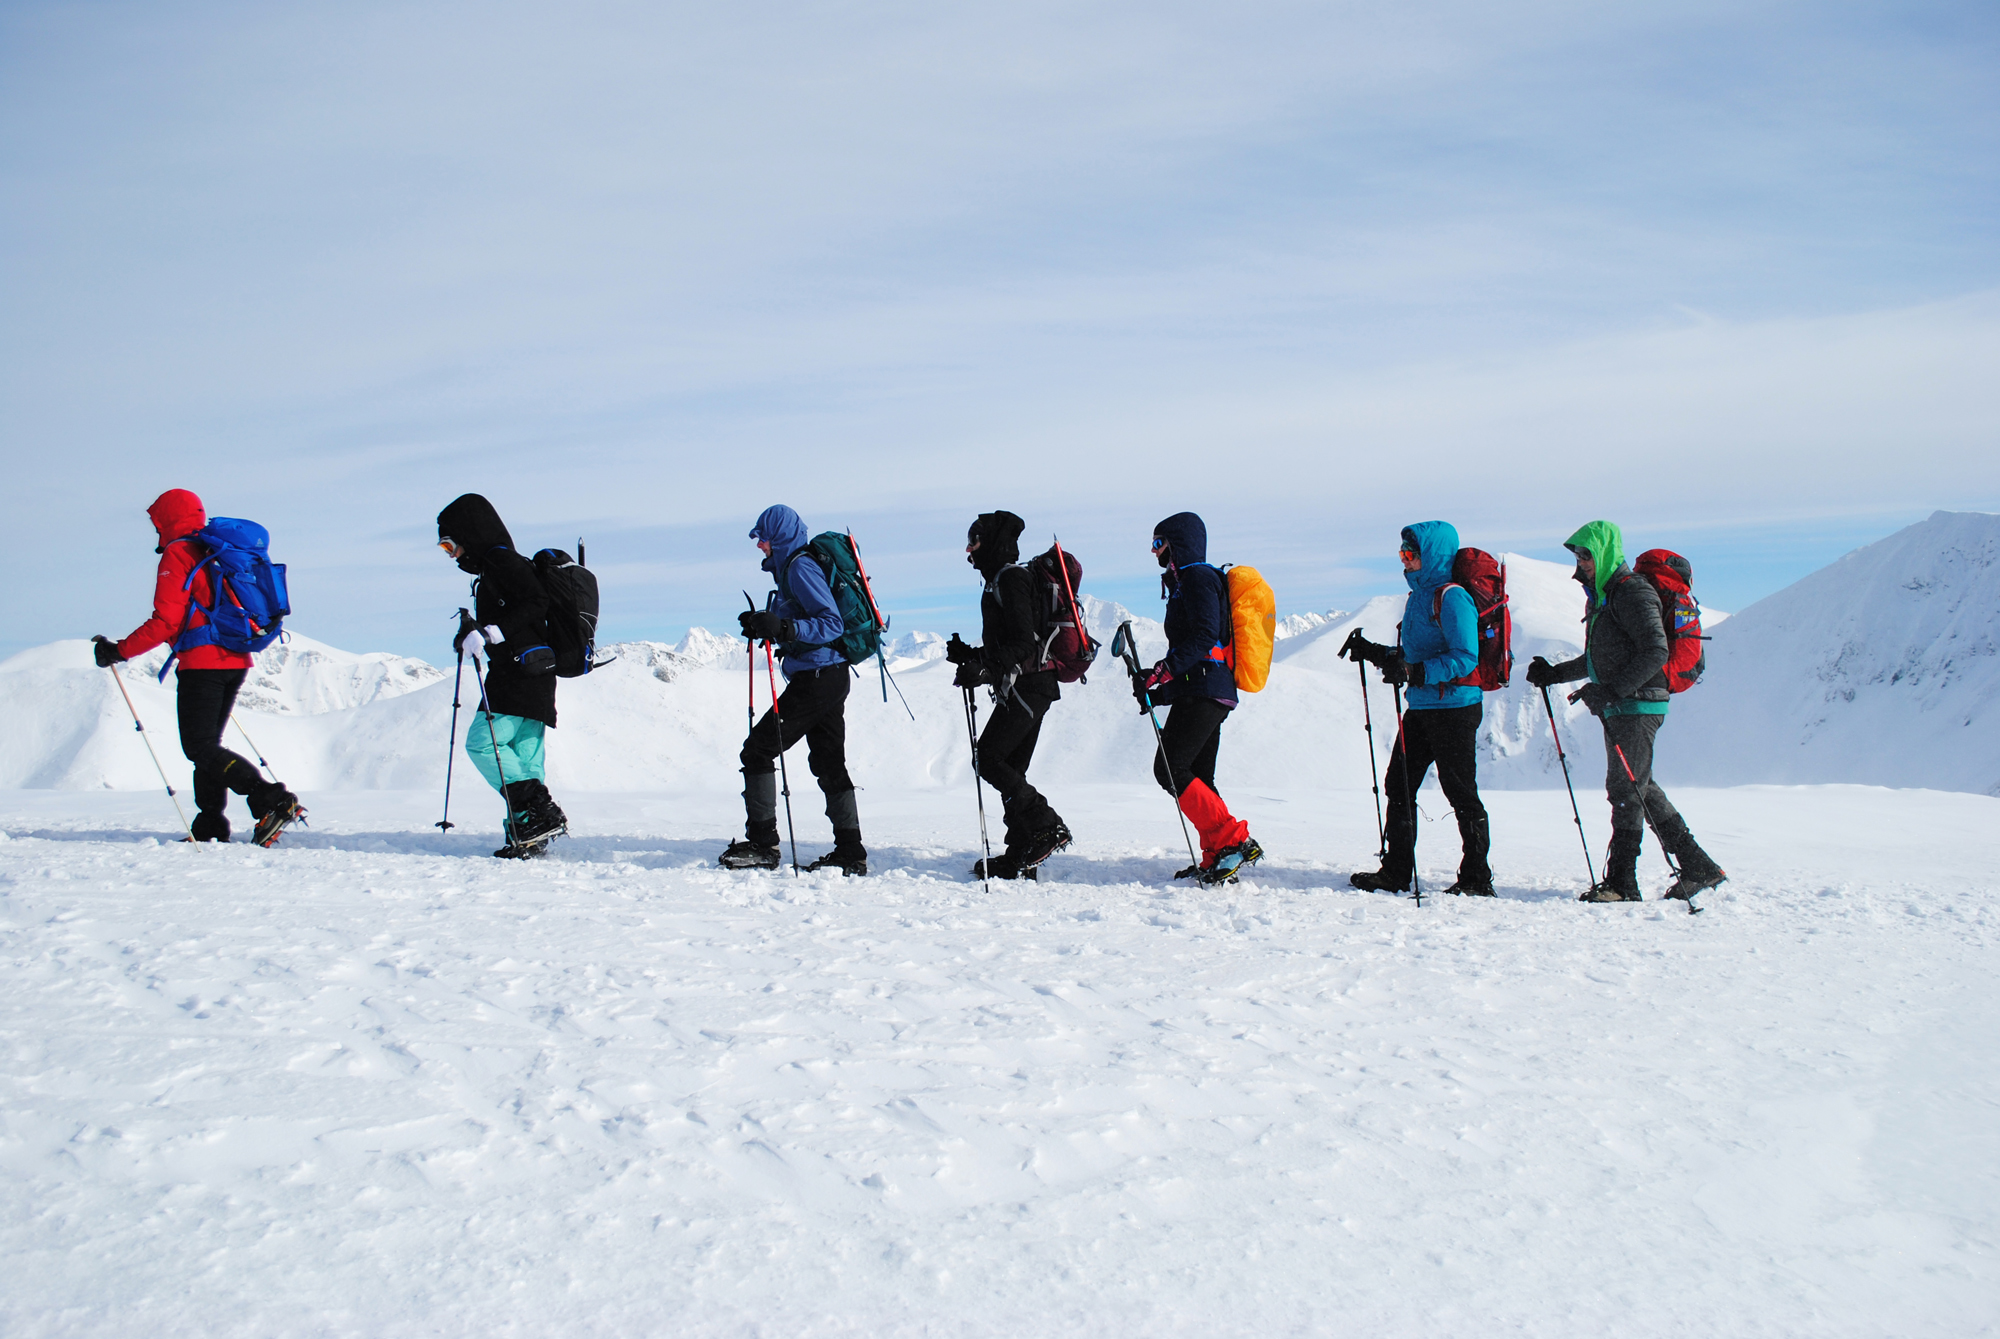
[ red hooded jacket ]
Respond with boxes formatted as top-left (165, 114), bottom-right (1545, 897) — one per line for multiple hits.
top-left (115, 489), bottom-right (255, 671)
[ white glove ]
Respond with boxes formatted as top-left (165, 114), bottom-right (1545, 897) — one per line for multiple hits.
top-left (482, 625), bottom-right (504, 646)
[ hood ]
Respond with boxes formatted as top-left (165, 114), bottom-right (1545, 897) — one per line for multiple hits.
top-left (148, 489), bottom-right (206, 546)
top-left (437, 493), bottom-right (515, 574)
top-left (968, 510), bottom-right (1024, 576)
top-left (1153, 512), bottom-right (1207, 566)
top-left (1400, 520), bottom-right (1459, 593)
top-left (750, 504), bottom-right (808, 573)
top-left (1563, 519), bottom-right (1625, 607)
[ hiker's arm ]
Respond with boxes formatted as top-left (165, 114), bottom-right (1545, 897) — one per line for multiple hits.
top-left (116, 546), bottom-right (197, 659)
top-left (782, 555), bottom-right (845, 648)
top-left (1422, 585), bottom-right (1479, 685)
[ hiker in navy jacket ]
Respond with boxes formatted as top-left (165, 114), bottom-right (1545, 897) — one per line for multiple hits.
top-left (1132, 511), bottom-right (1262, 884)
top-left (721, 504), bottom-right (868, 875)
top-left (1341, 520), bottom-right (1493, 895)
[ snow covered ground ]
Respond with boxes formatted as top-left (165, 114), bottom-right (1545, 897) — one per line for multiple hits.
top-left (5, 783), bottom-right (1998, 1336)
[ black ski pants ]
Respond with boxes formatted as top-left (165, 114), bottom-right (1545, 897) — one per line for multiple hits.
top-left (742, 665), bottom-right (854, 797)
top-left (176, 668), bottom-right (261, 816)
top-left (1383, 703), bottom-right (1490, 884)
top-left (1601, 712), bottom-right (1684, 837)
top-left (1152, 697), bottom-right (1230, 798)
top-left (976, 683), bottom-right (1060, 845)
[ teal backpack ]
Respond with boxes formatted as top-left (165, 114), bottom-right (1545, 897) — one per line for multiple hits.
top-left (778, 531), bottom-right (884, 666)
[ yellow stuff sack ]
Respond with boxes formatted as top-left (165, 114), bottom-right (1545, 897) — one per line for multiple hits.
top-left (1224, 564), bottom-right (1276, 692)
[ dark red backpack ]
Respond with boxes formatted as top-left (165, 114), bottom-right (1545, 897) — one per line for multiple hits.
top-left (1429, 548), bottom-right (1512, 691)
top-left (1023, 544), bottom-right (1102, 683)
top-left (1634, 549), bottom-right (1705, 692)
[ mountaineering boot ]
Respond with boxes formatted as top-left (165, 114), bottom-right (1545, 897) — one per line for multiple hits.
top-left (1657, 817), bottom-right (1727, 901)
top-left (1451, 813), bottom-right (1493, 896)
top-left (1349, 866), bottom-right (1412, 893)
top-left (494, 838), bottom-right (552, 859)
top-left (1015, 819), bottom-right (1073, 871)
top-left (718, 839), bottom-right (782, 870)
top-left (1581, 829), bottom-right (1644, 902)
top-left (1173, 862), bottom-right (1208, 881)
top-left (972, 852), bottom-right (1036, 881)
top-left (1200, 835), bottom-right (1264, 886)
top-left (1444, 879), bottom-right (1496, 896)
top-left (247, 781), bottom-right (304, 847)
top-left (190, 811), bottom-right (232, 843)
top-left (808, 832), bottom-right (868, 876)
top-left (513, 781), bottom-right (568, 847)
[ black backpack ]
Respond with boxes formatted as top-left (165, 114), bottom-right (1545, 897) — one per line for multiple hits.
top-left (532, 544), bottom-right (605, 677)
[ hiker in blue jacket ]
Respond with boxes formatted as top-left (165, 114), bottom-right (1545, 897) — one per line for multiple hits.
top-left (721, 504), bottom-right (868, 875)
top-left (1340, 520), bottom-right (1493, 895)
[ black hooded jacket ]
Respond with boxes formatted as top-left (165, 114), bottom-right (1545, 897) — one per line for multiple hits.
top-left (1151, 511), bottom-right (1236, 707)
top-left (970, 511), bottom-right (1058, 699)
top-left (438, 493), bottom-right (557, 727)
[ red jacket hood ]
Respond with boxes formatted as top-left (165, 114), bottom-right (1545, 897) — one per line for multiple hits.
top-left (148, 489), bottom-right (206, 544)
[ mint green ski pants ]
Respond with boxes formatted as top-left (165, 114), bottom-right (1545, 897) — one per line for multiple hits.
top-left (466, 713), bottom-right (546, 795)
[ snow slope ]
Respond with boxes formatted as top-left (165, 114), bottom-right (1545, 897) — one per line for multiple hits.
top-left (2, 784), bottom-right (1996, 1336)
top-left (1673, 510), bottom-right (2000, 795)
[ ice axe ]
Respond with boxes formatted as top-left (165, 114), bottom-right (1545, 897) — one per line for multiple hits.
top-left (1112, 621), bottom-right (1199, 870)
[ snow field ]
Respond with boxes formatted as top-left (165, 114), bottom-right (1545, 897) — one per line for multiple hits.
top-left (4, 785), bottom-right (1998, 1336)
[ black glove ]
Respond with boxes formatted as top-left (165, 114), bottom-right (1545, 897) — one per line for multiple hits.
top-left (1405, 659), bottom-right (1426, 688)
top-left (92, 635), bottom-right (124, 668)
top-left (1575, 682), bottom-right (1613, 716)
top-left (1378, 650), bottom-right (1407, 687)
top-left (1524, 655), bottom-right (1559, 688)
top-left (452, 609), bottom-right (478, 655)
top-left (739, 609), bottom-right (787, 643)
top-left (1338, 628), bottom-right (1380, 665)
top-left (952, 658), bottom-right (988, 689)
top-left (516, 645), bottom-right (558, 676)
top-left (945, 633), bottom-right (976, 665)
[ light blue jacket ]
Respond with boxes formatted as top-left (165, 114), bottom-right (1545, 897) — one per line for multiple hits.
top-left (1397, 520), bottom-right (1481, 711)
top-left (751, 505), bottom-right (846, 677)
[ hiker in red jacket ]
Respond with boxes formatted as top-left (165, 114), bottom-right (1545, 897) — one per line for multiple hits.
top-left (91, 489), bottom-right (299, 843)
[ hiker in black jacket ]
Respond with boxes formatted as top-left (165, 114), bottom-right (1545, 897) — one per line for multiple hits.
top-left (945, 510), bottom-right (1072, 879)
top-left (437, 493), bottom-right (568, 858)
top-left (1526, 519), bottom-right (1726, 903)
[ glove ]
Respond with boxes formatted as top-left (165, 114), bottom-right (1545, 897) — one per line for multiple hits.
top-left (1575, 682), bottom-right (1613, 716)
top-left (945, 633), bottom-right (976, 665)
top-left (1142, 661), bottom-right (1172, 692)
top-left (452, 610), bottom-right (478, 655)
top-left (952, 659), bottom-right (988, 689)
top-left (1378, 650), bottom-right (1407, 687)
top-left (516, 645), bottom-right (558, 676)
top-left (1337, 628), bottom-right (1379, 665)
top-left (1405, 659), bottom-right (1426, 688)
top-left (738, 609), bottom-right (786, 642)
top-left (1524, 655), bottom-right (1558, 688)
top-left (483, 625), bottom-right (504, 646)
top-left (92, 635), bottom-right (124, 668)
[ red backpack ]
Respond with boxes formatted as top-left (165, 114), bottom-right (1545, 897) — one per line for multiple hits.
top-left (1429, 548), bottom-right (1512, 691)
top-left (1024, 543), bottom-right (1102, 683)
top-left (1634, 549), bottom-right (1706, 693)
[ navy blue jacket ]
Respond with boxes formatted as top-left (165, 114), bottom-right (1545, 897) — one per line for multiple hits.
top-left (750, 505), bottom-right (846, 677)
top-left (1149, 512), bottom-right (1237, 708)
top-left (1397, 520), bottom-right (1481, 712)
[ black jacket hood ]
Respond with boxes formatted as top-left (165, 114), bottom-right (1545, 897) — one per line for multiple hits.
top-left (969, 510), bottom-right (1025, 577)
top-left (438, 493), bottom-right (515, 574)
top-left (1153, 511), bottom-right (1207, 566)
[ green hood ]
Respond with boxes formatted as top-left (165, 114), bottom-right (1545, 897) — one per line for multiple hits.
top-left (1564, 519), bottom-right (1625, 608)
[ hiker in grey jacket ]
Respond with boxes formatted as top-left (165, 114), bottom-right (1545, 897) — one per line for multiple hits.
top-left (1526, 519), bottom-right (1727, 904)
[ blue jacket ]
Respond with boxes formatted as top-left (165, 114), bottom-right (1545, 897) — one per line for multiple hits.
top-left (1150, 511), bottom-right (1238, 708)
top-left (1398, 520), bottom-right (1481, 711)
top-left (750, 505), bottom-right (846, 677)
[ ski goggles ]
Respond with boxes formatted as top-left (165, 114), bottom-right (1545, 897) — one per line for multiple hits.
top-left (437, 537), bottom-right (462, 556)
top-left (1151, 535), bottom-right (1169, 553)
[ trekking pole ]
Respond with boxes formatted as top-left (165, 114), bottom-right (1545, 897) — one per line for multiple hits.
top-left (436, 640), bottom-right (466, 832)
top-left (1356, 660), bottom-right (1386, 859)
top-left (1538, 683), bottom-right (1595, 892)
top-left (1112, 621), bottom-right (1200, 869)
top-left (230, 714), bottom-right (278, 783)
top-left (1391, 681), bottom-right (1422, 906)
top-left (105, 665), bottom-right (193, 840)
top-left (468, 653), bottom-right (519, 849)
top-left (764, 640), bottom-right (801, 876)
top-left (961, 684), bottom-right (994, 893)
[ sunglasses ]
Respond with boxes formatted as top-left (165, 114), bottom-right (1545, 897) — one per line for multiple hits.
top-left (1151, 536), bottom-right (1168, 552)
top-left (438, 538), bottom-right (461, 556)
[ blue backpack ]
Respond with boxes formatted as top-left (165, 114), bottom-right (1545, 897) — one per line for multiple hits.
top-left (159, 518), bottom-right (290, 679)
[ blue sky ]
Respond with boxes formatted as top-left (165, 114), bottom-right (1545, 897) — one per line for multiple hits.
top-left (3, 0), bottom-right (1995, 659)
